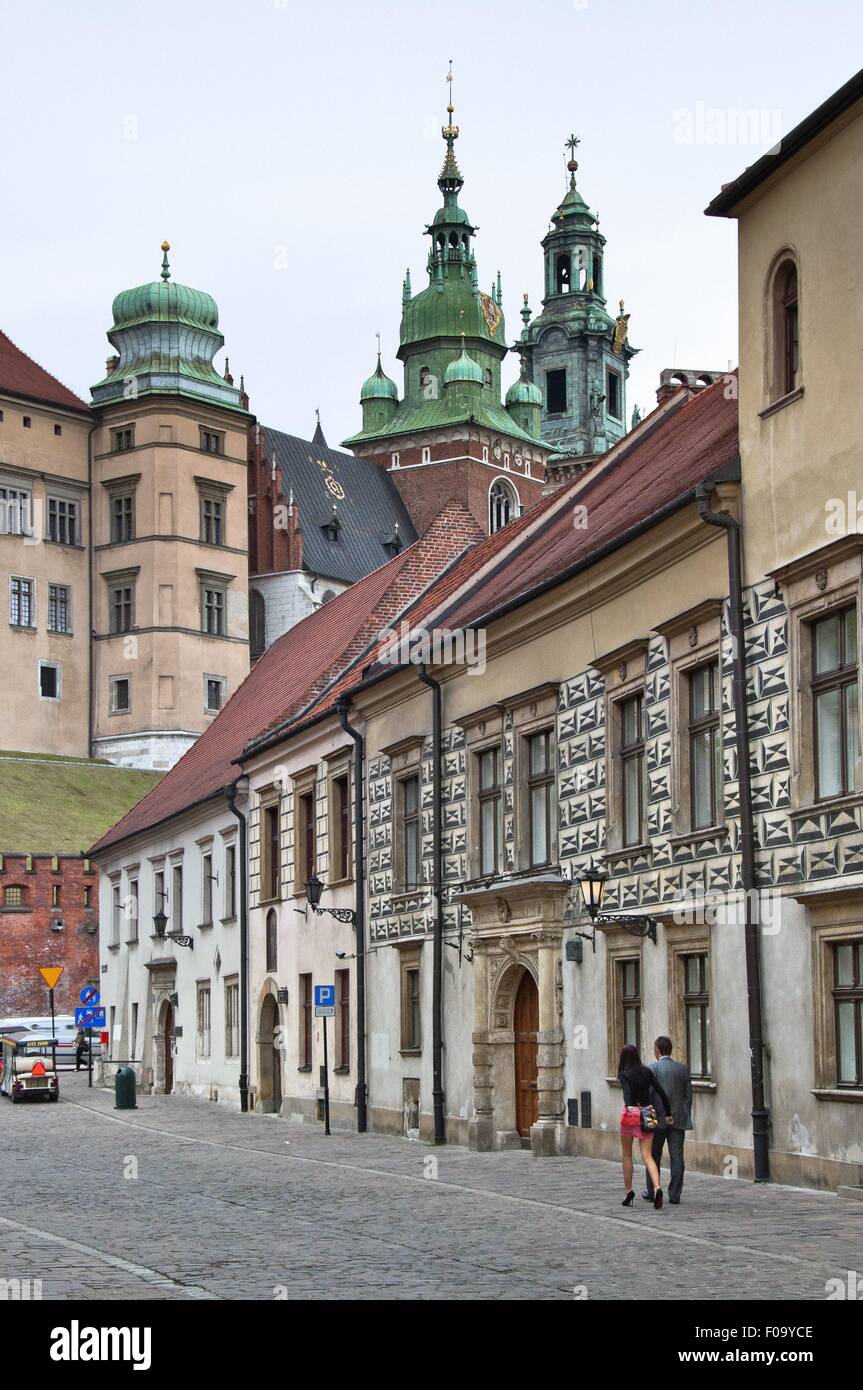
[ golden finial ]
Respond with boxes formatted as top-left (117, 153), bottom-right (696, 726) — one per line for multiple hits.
top-left (443, 60), bottom-right (459, 141)
top-left (160, 240), bottom-right (171, 282)
top-left (161, 239), bottom-right (170, 252)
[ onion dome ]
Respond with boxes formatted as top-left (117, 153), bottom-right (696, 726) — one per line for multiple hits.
top-left (91, 241), bottom-right (245, 412)
top-left (506, 371), bottom-right (542, 408)
top-left (360, 352), bottom-right (399, 403)
top-left (444, 335), bottom-right (483, 386)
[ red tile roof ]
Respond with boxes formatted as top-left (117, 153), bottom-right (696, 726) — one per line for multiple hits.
top-left (284, 380), bottom-right (738, 733)
top-left (89, 500), bottom-right (484, 855)
top-left (0, 330), bottom-right (89, 412)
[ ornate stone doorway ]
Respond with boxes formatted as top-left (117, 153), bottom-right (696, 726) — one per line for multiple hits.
top-left (457, 876), bottom-right (570, 1156)
top-left (154, 998), bottom-right (175, 1095)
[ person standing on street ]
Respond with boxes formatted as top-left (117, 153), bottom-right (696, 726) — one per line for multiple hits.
top-left (644, 1035), bottom-right (693, 1205)
top-left (618, 1043), bottom-right (671, 1210)
top-left (74, 1027), bottom-right (86, 1071)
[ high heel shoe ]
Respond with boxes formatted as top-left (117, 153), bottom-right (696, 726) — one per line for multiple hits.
top-left (653, 1188), bottom-right (664, 1210)
top-left (621, 1190), bottom-right (635, 1206)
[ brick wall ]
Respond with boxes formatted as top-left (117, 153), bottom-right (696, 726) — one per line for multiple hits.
top-left (0, 855), bottom-right (99, 1018)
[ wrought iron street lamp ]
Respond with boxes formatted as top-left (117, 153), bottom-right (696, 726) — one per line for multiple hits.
top-left (305, 875), bottom-right (357, 927)
top-left (567, 859), bottom-right (658, 952)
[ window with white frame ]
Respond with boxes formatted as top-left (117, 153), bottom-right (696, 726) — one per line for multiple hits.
top-left (196, 982), bottom-right (211, 1059)
top-left (38, 661), bottom-right (60, 701)
top-left (0, 483), bottom-right (32, 535)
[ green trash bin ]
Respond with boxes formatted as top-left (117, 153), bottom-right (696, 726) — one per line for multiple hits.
top-left (114, 1066), bottom-right (137, 1110)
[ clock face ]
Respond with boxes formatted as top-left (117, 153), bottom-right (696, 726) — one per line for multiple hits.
top-left (480, 292), bottom-right (501, 336)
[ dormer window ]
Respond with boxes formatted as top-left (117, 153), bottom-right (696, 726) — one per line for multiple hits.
top-left (383, 532), bottom-right (403, 559)
top-left (323, 514), bottom-right (341, 544)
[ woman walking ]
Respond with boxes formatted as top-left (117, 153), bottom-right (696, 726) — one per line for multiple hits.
top-left (618, 1043), bottom-right (671, 1209)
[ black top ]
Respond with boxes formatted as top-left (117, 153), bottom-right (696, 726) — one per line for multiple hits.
top-left (620, 1064), bottom-right (671, 1117)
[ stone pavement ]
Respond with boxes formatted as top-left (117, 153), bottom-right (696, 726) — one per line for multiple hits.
top-left (0, 1071), bottom-right (859, 1300)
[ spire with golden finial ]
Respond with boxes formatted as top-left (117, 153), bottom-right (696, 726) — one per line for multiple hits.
top-left (438, 60), bottom-right (463, 194)
top-left (160, 239), bottom-right (171, 282)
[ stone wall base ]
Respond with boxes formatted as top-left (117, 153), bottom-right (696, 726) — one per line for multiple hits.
top-left (562, 1125), bottom-right (863, 1191)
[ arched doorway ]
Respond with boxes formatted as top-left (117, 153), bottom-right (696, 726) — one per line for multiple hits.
top-left (258, 994), bottom-right (282, 1114)
top-left (513, 971), bottom-right (539, 1139)
top-left (163, 1002), bottom-right (175, 1095)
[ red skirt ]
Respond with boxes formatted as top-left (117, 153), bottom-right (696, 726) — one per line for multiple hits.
top-left (620, 1105), bottom-right (645, 1138)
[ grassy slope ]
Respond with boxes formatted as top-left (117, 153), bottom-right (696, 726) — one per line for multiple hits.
top-left (0, 753), bottom-right (163, 854)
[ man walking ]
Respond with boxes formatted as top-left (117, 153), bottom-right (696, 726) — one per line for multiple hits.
top-left (643, 1035), bottom-right (692, 1205)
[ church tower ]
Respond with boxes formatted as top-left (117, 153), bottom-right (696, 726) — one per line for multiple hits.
top-left (344, 71), bottom-right (549, 537)
top-left (518, 136), bottom-right (637, 480)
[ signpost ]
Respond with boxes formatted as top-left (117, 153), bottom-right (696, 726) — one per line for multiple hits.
top-left (77, 988), bottom-right (102, 1089)
top-left (314, 985), bottom-right (335, 1136)
top-left (39, 966), bottom-right (64, 1074)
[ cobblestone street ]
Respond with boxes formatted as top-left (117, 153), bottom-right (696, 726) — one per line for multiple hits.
top-left (0, 1072), bottom-right (859, 1301)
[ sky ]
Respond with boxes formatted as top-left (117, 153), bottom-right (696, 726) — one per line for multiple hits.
top-left (1, 0), bottom-right (861, 445)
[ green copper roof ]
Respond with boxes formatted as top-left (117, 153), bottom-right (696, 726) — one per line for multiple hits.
top-left (401, 281), bottom-right (506, 351)
top-left (360, 353), bottom-right (399, 402)
top-left (506, 372), bottom-right (542, 407)
top-left (343, 390), bottom-right (545, 448)
top-left (444, 338), bottom-right (483, 385)
top-left (91, 242), bottom-right (245, 413)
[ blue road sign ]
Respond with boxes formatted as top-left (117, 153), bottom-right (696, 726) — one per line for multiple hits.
top-left (314, 984), bottom-right (335, 1017)
top-left (79, 986), bottom-right (100, 1006)
top-left (75, 1007), bottom-right (106, 1029)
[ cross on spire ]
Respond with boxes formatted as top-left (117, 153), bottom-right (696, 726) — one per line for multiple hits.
top-left (565, 133), bottom-right (580, 159)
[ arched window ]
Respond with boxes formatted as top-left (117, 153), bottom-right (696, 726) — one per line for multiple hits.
top-left (419, 365), bottom-right (431, 390)
top-left (484, 368), bottom-right (493, 389)
top-left (773, 259), bottom-right (799, 397)
top-left (556, 253), bottom-right (571, 294)
top-left (266, 908), bottom-right (277, 975)
top-left (489, 479), bottom-right (519, 534)
top-left (250, 589), bottom-right (266, 661)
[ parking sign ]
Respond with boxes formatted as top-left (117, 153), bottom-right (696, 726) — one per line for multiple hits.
top-left (314, 984), bottom-right (336, 1018)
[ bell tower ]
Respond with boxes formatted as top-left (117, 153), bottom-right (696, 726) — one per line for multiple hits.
top-left (518, 136), bottom-right (637, 475)
top-left (344, 68), bottom-right (549, 537)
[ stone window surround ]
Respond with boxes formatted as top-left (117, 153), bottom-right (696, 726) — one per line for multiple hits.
top-left (257, 783), bottom-right (284, 905)
top-left (104, 565), bottom-right (140, 634)
top-left (794, 887), bottom-right (863, 1103)
top-left (654, 598), bottom-right (725, 844)
top-left (658, 912), bottom-right (717, 1092)
top-left (763, 245), bottom-right (801, 407)
top-left (195, 475), bottom-right (234, 546)
top-left (290, 764), bottom-right (317, 898)
top-left (196, 568), bottom-right (234, 637)
top-left (604, 929), bottom-right (643, 1082)
top-left (323, 748), bottom-right (353, 886)
top-left (397, 940), bottom-right (423, 1055)
top-left (218, 826), bottom-right (238, 923)
top-left (504, 682), bottom-right (560, 873)
top-left (101, 472), bottom-right (140, 542)
top-left (381, 735), bottom-right (426, 898)
top-left (109, 672), bottom-right (132, 715)
top-left (770, 536), bottom-right (863, 817)
top-left (592, 639), bottom-right (650, 859)
top-left (455, 704), bottom-right (505, 882)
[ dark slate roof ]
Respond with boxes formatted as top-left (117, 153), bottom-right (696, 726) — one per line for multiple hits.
top-left (261, 423), bottom-right (417, 585)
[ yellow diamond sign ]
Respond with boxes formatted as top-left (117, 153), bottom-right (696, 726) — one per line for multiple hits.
top-left (39, 967), bottom-right (64, 990)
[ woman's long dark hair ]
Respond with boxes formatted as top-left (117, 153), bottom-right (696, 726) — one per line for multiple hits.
top-left (617, 1043), bottom-right (642, 1079)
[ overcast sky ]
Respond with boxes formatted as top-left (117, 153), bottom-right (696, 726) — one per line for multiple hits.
top-left (1, 0), bottom-right (860, 445)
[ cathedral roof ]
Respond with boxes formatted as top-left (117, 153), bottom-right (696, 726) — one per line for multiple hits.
top-left (262, 424), bottom-right (417, 584)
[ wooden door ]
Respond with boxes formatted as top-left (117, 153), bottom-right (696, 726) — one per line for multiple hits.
top-left (272, 1036), bottom-right (282, 1113)
top-left (164, 1004), bottom-right (174, 1095)
top-left (514, 971), bottom-right (539, 1137)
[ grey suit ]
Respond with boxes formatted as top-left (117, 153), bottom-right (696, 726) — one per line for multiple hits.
top-left (645, 1056), bottom-right (693, 1203)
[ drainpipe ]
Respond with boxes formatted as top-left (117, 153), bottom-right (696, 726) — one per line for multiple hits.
top-left (696, 483), bottom-right (770, 1182)
top-left (336, 698), bottom-right (368, 1133)
top-left (417, 664), bottom-right (446, 1144)
top-left (86, 423), bottom-right (98, 758)
top-left (226, 780), bottom-right (250, 1114)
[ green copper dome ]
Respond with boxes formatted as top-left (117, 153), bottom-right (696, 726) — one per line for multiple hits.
top-left (506, 374), bottom-right (542, 407)
top-left (91, 241), bottom-right (245, 413)
top-left (444, 338), bottom-right (483, 386)
top-left (360, 354), bottom-right (398, 402)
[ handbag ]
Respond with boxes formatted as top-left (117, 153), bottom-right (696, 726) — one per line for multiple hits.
top-left (639, 1104), bottom-right (659, 1131)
